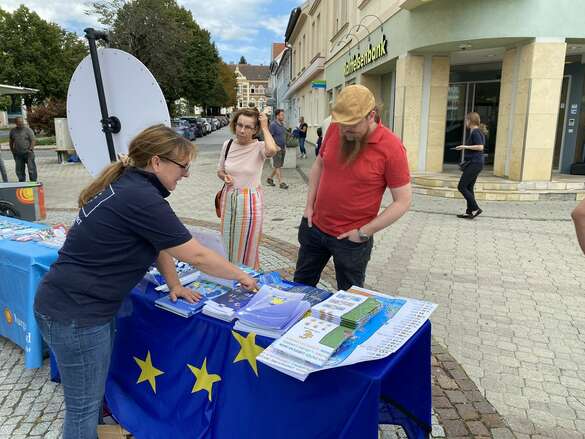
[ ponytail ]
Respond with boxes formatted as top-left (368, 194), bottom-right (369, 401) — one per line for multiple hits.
top-left (78, 161), bottom-right (126, 207)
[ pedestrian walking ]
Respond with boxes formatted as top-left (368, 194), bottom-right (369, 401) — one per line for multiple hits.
top-left (294, 85), bottom-right (412, 290)
top-left (9, 117), bottom-right (37, 182)
top-left (298, 116), bottom-right (308, 158)
top-left (34, 125), bottom-right (258, 439)
top-left (217, 108), bottom-right (279, 269)
top-left (0, 150), bottom-right (7, 182)
top-left (454, 112), bottom-right (486, 219)
top-left (315, 127), bottom-right (323, 157)
top-left (266, 109), bottom-right (289, 189)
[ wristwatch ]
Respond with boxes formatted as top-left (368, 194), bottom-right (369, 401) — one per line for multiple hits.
top-left (357, 228), bottom-right (370, 243)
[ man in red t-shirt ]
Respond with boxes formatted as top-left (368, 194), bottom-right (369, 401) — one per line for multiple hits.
top-left (294, 85), bottom-right (412, 290)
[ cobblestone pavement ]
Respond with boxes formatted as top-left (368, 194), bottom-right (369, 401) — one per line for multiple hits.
top-left (1, 127), bottom-right (584, 438)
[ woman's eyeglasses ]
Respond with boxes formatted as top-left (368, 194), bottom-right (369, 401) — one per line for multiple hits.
top-left (236, 122), bottom-right (256, 132)
top-left (160, 156), bottom-right (190, 172)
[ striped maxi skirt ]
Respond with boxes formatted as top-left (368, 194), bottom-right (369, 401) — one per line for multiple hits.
top-left (220, 186), bottom-right (264, 270)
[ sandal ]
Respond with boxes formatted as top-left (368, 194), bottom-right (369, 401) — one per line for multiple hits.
top-left (266, 177), bottom-right (275, 186)
top-left (279, 182), bottom-right (289, 189)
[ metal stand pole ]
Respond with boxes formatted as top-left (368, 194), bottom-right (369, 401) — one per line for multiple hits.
top-left (84, 28), bottom-right (121, 163)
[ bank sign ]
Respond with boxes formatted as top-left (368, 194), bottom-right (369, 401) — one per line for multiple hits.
top-left (344, 35), bottom-right (388, 76)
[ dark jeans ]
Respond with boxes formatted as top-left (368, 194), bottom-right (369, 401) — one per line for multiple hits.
top-left (457, 162), bottom-right (483, 213)
top-left (298, 137), bottom-right (307, 155)
top-left (13, 151), bottom-right (37, 182)
top-left (294, 217), bottom-right (374, 290)
top-left (35, 312), bottom-right (115, 439)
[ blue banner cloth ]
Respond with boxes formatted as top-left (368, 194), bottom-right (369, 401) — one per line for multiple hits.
top-left (0, 215), bottom-right (58, 368)
top-left (104, 284), bottom-right (432, 438)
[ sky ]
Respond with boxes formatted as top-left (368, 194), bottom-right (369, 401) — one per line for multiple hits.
top-left (0, 0), bottom-right (303, 65)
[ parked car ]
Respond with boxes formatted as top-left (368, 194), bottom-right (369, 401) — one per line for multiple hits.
top-left (180, 117), bottom-right (203, 138)
top-left (197, 117), bottom-right (212, 135)
top-left (171, 118), bottom-right (195, 140)
top-left (206, 117), bottom-right (220, 131)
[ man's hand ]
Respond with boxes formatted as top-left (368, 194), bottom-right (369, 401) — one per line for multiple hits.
top-left (303, 206), bottom-right (314, 227)
top-left (169, 285), bottom-right (201, 304)
top-left (337, 229), bottom-right (361, 243)
top-left (238, 274), bottom-right (258, 292)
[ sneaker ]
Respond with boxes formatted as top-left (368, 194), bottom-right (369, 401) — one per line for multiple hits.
top-left (279, 182), bottom-right (289, 189)
top-left (266, 177), bottom-right (275, 186)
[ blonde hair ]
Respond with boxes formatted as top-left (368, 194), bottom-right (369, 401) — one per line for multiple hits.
top-left (78, 124), bottom-right (196, 207)
top-left (466, 112), bottom-right (488, 135)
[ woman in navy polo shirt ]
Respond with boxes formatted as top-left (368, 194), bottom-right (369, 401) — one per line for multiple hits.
top-left (34, 125), bottom-right (258, 439)
top-left (455, 112), bottom-right (486, 219)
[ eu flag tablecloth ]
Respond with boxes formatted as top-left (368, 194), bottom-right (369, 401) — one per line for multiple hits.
top-left (105, 284), bottom-right (432, 438)
top-left (0, 216), bottom-right (58, 368)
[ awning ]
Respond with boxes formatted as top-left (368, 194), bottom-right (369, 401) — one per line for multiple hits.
top-left (0, 84), bottom-right (38, 96)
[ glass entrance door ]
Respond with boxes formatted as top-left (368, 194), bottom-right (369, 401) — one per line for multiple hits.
top-left (444, 81), bottom-right (500, 164)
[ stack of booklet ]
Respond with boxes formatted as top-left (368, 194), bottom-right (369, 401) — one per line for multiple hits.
top-left (278, 283), bottom-right (333, 306)
top-left (311, 290), bottom-right (381, 330)
top-left (233, 286), bottom-right (311, 339)
top-left (258, 287), bottom-right (437, 381)
top-left (154, 295), bottom-right (207, 318)
top-left (259, 290), bottom-right (381, 371)
top-left (201, 286), bottom-right (257, 322)
top-left (268, 316), bottom-right (354, 367)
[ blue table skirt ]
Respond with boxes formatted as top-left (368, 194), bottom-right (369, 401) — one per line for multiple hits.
top-left (0, 216), bottom-right (58, 368)
top-left (97, 285), bottom-right (432, 439)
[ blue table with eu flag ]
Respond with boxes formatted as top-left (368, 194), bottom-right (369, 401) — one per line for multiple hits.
top-left (103, 282), bottom-right (432, 439)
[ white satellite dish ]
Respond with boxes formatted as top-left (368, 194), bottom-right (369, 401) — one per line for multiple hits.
top-left (67, 47), bottom-right (170, 176)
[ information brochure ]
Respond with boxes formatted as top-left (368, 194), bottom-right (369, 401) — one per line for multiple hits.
top-left (311, 290), bottom-right (382, 329)
top-left (154, 295), bottom-right (207, 318)
top-left (233, 286), bottom-right (310, 339)
top-left (258, 287), bottom-right (437, 381)
top-left (202, 286), bottom-right (257, 322)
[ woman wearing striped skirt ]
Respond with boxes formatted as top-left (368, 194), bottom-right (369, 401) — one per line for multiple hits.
top-left (217, 108), bottom-right (279, 269)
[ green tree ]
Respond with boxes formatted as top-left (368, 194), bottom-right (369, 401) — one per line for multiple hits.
top-left (91, 0), bottom-right (235, 112)
top-left (218, 62), bottom-right (237, 107)
top-left (0, 6), bottom-right (87, 106)
top-left (239, 56), bottom-right (247, 64)
top-left (109, 0), bottom-right (191, 106)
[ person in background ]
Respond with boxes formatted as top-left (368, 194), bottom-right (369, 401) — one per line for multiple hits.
top-left (217, 108), bottom-right (279, 269)
top-left (294, 85), bottom-right (412, 290)
top-left (0, 149), bottom-right (7, 182)
top-left (315, 127), bottom-right (323, 157)
top-left (9, 117), bottom-right (37, 182)
top-left (34, 125), bottom-right (258, 439)
top-left (454, 112), bottom-right (486, 219)
top-left (266, 109), bottom-right (289, 189)
top-left (298, 116), bottom-right (308, 159)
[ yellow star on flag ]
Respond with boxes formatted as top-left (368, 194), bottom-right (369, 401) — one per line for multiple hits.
top-left (134, 351), bottom-right (164, 393)
top-left (187, 358), bottom-right (221, 401)
top-left (232, 330), bottom-right (264, 376)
